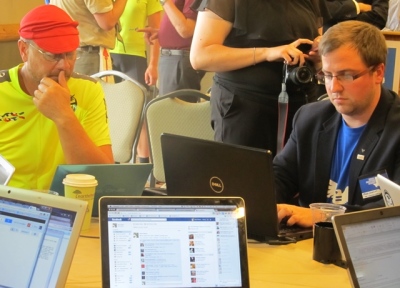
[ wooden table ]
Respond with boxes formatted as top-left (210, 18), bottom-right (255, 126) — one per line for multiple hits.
top-left (66, 219), bottom-right (351, 288)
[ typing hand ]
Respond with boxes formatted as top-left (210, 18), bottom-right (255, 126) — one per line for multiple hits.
top-left (277, 204), bottom-right (314, 228)
top-left (33, 71), bottom-right (74, 123)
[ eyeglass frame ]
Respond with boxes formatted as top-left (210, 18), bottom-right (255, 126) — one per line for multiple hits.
top-left (24, 40), bottom-right (80, 63)
top-left (316, 66), bottom-right (377, 85)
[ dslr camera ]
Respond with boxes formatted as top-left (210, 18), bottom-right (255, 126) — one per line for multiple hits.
top-left (284, 61), bottom-right (315, 86)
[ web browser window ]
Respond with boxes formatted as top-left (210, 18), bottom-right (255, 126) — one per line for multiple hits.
top-left (0, 197), bottom-right (77, 288)
top-left (106, 204), bottom-right (243, 288)
top-left (342, 216), bottom-right (400, 287)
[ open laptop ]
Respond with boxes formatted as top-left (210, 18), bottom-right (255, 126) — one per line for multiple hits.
top-left (50, 163), bottom-right (153, 217)
top-left (375, 174), bottom-right (400, 206)
top-left (0, 154), bottom-right (15, 185)
top-left (0, 184), bottom-right (87, 288)
top-left (332, 206), bottom-right (400, 288)
top-left (161, 133), bottom-right (313, 244)
top-left (99, 196), bottom-right (249, 288)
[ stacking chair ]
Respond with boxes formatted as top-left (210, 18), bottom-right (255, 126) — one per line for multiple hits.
top-left (91, 70), bottom-right (147, 163)
top-left (317, 93), bottom-right (329, 101)
top-left (145, 89), bottom-right (215, 188)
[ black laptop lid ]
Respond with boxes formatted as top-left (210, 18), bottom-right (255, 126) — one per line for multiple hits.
top-left (161, 133), bottom-right (280, 241)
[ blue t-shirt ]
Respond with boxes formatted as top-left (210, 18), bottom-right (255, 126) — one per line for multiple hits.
top-left (328, 119), bottom-right (366, 204)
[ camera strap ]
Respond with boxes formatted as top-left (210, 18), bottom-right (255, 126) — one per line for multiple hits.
top-left (277, 82), bottom-right (289, 154)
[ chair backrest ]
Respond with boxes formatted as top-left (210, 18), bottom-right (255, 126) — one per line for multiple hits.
top-left (91, 70), bottom-right (147, 163)
top-left (145, 89), bottom-right (214, 185)
top-left (317, 93), bottom-right (329, 101)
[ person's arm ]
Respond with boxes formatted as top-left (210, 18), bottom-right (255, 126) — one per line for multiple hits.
top-left (322, 0), bottom-right (359, 23)
top-left (356, 0), bottom-right (388, 29)
top-left (358, 2), bottom-right (372, 11)
top-left (93, 0), bottom-right (128, 31)
top-left (33, 71), bottom-right (114, 164)
top-left (162, 0), bottom-right (196, 38)
top-left (190, 9), bottom-right (314, 73)
top-left (145, 11), bottom-right (162, 86)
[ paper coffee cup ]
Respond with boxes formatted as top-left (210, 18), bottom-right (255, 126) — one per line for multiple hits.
top-left (63, 174), bottom-right (97, 231)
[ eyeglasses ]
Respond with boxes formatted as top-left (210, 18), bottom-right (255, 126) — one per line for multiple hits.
top-left (316, 66), bottom-right (375, 85)
top-left (27, 41), bottom-right (79, 63)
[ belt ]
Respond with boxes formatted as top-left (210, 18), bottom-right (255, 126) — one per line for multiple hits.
top-left (77, 46), bottom-right (100, 52)
top-left (160, 48), bottom-right (190, 56)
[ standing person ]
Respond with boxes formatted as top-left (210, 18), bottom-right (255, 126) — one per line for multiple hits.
top-left (190, 0), bottom-right (323, 155)
top-left (322, 0), bottom-right (388, 31)
top-left (275, 21), bottom-right (398, 227)
top-left (157, 0), bottom-right (205, 101)
top-left (110, 0), bottom-right (163, 163)
top-left (50, 0), bottom-right (128, 76)
top-left (0, 5), bottom-right (114, 190)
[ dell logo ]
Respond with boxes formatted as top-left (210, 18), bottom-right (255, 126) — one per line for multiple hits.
top-left (210, 177), bottom-right (224, 193)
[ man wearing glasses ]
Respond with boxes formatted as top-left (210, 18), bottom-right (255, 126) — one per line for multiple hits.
top-left (274, 21), bottom-right (400, 227)
top-left (0, 5), bottom-right (114, 190)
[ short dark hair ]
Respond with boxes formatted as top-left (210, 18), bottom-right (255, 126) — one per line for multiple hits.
top-left (319, 21), bottom-right (387, 67)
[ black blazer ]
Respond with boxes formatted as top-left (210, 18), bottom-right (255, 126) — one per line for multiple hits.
top-left (321, 0), bottom-right (388, 30)
top-left (274, 87), bottom-right (400, 210)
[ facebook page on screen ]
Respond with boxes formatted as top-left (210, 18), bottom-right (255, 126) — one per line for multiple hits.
top-left (106, 204), bottom-right (243, 287)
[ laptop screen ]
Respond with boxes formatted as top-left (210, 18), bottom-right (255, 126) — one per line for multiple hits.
top-left (333, 207), bottom-right (400, 288)
top-left (0, 154), bottom-right (15, 185)
top-left (100, 196), bottom-right (249, 288)
top-left (0, 185), bottom-right (87, 288)
top-left (50, 163), bottom-right (153, 217)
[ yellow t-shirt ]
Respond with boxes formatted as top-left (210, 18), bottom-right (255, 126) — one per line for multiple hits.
top-left (0, 65), bottom-right (111, 190)
top-left (111, 0), bottom-right (163, 57)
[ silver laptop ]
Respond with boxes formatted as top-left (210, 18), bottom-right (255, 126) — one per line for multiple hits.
top-left (332, 206), bottom-right (400, 288)
top-left (50, 163), bottom-right (153, 217)
top-left (376, 174), bottom-right (400, 207)
top-left (0, 154), bottom-right (15, 185)
top-left (99, 196), bottom-right (250, 288)
top-left (161, 133), bottom-right (313, 244)
top-left (0, 184), bottom-right (87, 288)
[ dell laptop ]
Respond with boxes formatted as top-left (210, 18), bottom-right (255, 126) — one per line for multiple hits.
top-left (99, 196), bottom-right (250, 288)
top-left (161, 133), bottom-right (313, 243)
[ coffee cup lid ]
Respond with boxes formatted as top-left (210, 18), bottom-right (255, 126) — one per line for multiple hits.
top-left (62, 174), bottom-right (98, 187)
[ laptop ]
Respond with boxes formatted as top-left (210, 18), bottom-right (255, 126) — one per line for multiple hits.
top-left (332, 206), bottom-right (400, 288)
top-left (50, 163), bottom-right (153, 217)
top-left (0, 154), bottom-right (15, 185)
top-left (0, 184), bottom-right (87, 288)
top-left (375, 174), bottom-right (400, 206)
top-left (99, 196), bottom-right (249, 288)
top-left (161, 133), bottom-right (313, 244)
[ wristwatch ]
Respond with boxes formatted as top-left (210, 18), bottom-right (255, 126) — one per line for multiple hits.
top-left (160, 0), bottom-right (168, 6)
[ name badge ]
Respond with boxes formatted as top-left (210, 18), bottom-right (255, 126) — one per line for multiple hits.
top-left (359, 171), bottom-right (388, 199)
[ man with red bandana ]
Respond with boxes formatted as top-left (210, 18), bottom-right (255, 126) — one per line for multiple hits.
top-left (0, 5), bottom-right (114, 190)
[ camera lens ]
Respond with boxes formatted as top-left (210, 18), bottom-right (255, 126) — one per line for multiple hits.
top-left (295, 66), bottom-right (313, 84)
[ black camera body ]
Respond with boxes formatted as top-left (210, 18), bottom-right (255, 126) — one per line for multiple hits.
top-left (284, 61), bottom-right (315, 86)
